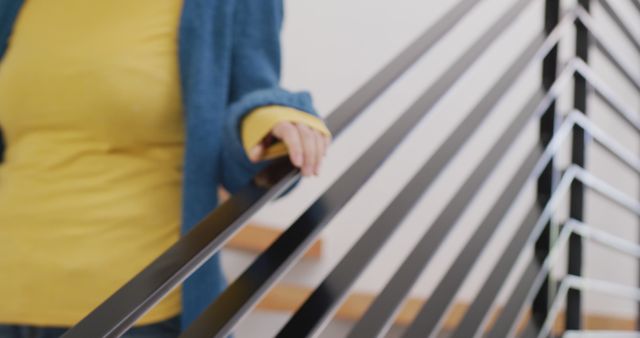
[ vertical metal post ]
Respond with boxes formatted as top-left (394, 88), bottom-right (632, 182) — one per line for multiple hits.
top-left (534, 1), bottom-right (560, 334)
top-left (567, 0), bottom-right (591, 331)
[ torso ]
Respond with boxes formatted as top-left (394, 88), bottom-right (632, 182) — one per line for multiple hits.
top-left (0, 0), bottom-right (184, 326)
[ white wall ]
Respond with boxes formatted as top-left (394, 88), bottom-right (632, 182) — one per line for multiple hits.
top-left (224, 0), bottom-right (640, 336)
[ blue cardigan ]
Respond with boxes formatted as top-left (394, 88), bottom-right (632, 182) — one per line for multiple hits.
top-left (0, 0), bottom-right (316, 328)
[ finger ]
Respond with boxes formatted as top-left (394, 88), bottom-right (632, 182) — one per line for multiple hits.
top-left (314, 132), bottom-right (325, 175)
top-left (248, 144), bottom-right (265, 163)
top-left (272, 122), bottom-right (303, 167)
top-left (324, 135), bottom-right (332, 149)
top-left (296, 123), bottom-right (317, 176)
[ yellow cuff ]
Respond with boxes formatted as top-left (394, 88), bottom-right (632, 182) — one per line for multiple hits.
top-left (241, 106), bottom-right (331, 160)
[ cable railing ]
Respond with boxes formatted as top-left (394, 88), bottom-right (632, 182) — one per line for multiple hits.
top-left (481, 164), bottom-right (640, 338)
top-left (538, 221), bottom-right (640, 338)
top-left (61, 0), bottom-right (640, 337)
top-left (448, 57), bottom-right (640, 337)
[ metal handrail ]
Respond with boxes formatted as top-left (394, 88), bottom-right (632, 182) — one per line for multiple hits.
top-left (488, 166), bottom-right (640, 337)
top-left (452, 108), bottom-right (640, 338)
top-left (537, 220), bottom-right (640, 338)
top-left (403, 107), bottom-right (640, 337)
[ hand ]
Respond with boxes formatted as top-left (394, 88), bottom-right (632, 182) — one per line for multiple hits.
top-left (248, 121), bottom-right (331, 176)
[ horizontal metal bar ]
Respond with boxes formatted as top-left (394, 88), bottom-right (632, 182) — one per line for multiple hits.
top-left (459, 140), bottom-right (640, 338)
top-left (398, 17), bottom-right (578, 337)
top-left (402, 95), bottom-right (640, 338)
top-left (563, 276), bottom-right (640, 302)
top-left (447, 64), bottom-right (572, 338)
top-left (574, 59), bottom-right (640, 133)
top-left (593, 41), bottom-right (640, 91)
top-left (403, 146), bottom-right (543, 338)
top-left (541, 274), bottom-right (640, 338)
top-left (62, 161), bottom-right (301, 338)
top-left (576, 7), bottom-right (640, 92)
top-left (568, 220), bottom-right (640, 257)
top-left (451, 204), bottom-right (543, 338)
top-left (276, 18), bottom-right (567, 338)
top-left (278, 36), bottom-right (548, 337)
top-left (180, 1), bottom-right (530, 337)
top-left (570, 111), bottom-right (640, 173)
top-left (596, 0), bottom-right (640, 53)
top-left (347, 38), bottom-right (584, 338)
top-left (451, 32), bottom-right (640, 336)
top-left (521, 319), bottom-right (543, 338)
top-left (348, 29), bottom-right (638, 336)
top-left (537, 221), bottom-right (640, 338)
top-left (369, 118), bottom-right (540, 337)
top-left (324, 0), bottom-right (485, 133)
top-left (577, 167), bottom-right (640, 215)
top-left (487, 166), bottom-right (640, 338)
top-left (450, 106), bottom-right (640, 338)
top-left (564, 331), bottom-right (640, 338)
top-left (633, 0), bottom-right (640, 13)
top-left (488, 256), bottom-right (544, 338)
top-left (348, 97), bottom-right (542, 337)
top-left (533, 16), bottom-right (640, 136)
top-left (62, 1), bottom-right (485, 337)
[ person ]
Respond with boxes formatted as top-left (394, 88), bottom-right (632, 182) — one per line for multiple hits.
top-left (0, 0), bottom-right (331, 337)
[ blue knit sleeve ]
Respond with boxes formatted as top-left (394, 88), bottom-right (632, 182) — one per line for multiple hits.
top-left (0, 130), bottom-right (4, 163)
top-left (220, 0), bottom-right (318, 193)
top-left (0, 1), bottom-right (23, 59)
top-left (0, 1), bottom-right (23, 164)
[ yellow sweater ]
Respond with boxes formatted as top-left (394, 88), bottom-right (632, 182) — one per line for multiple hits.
top-left (0, 0), bottom-right (328, 327)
